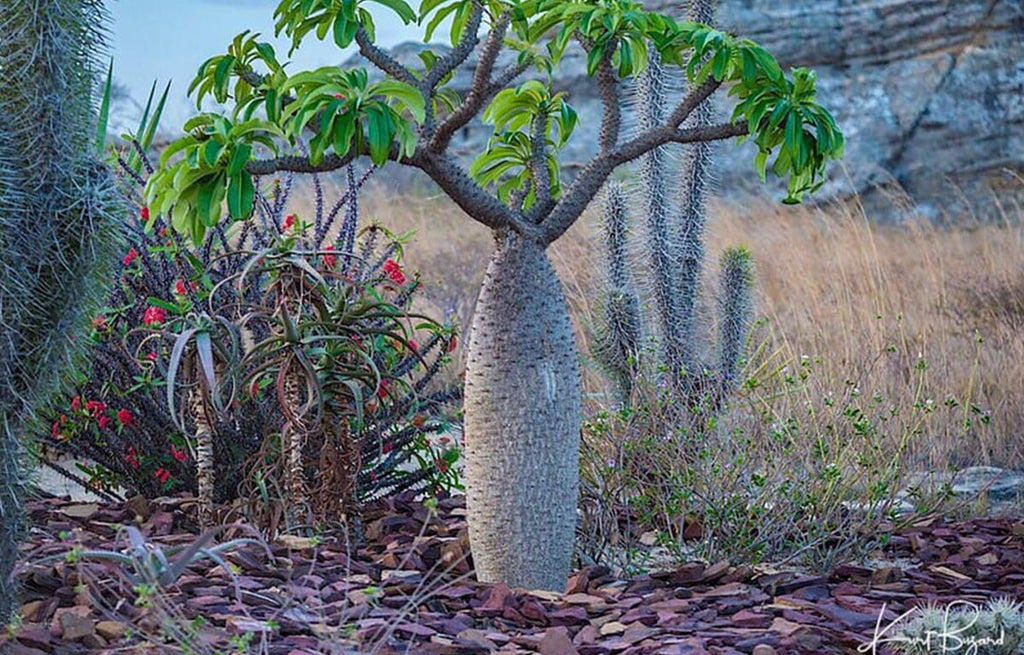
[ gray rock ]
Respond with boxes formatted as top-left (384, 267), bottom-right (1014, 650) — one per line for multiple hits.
top-left (947, 466), bottom-right (1024, 501)
top-left (354, 0), bottom-right (1023, 222)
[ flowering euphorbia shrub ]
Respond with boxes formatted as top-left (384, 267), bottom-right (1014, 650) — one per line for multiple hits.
top-left (39, 163), bottom-right (462, 522)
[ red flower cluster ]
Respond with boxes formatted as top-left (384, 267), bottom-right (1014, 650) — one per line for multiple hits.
top-left (143, 306), bottom-right (166, 326)
top-left (376, 378), bottom-right (389, 399)
top-left (123, 247), bottom-right (139, 266)
top-left (447, 336), bottom-right (458, 353)
top-left (71, 395), bottom-right (81, 412)
top-left (283, 214), bottom-right (296, 230)
top-left (98, 416), bottom-right (110, 429)
top-left (154, 468), bottom-right (171, 484)
top-left (322, 244), bottom-right (336, 269)
top-left (383, 259), bottom-right (406, 285)
top-left (117, 409), bottom-right (132, 426)
top-left (170, 446), bottom-right (187, 463)
top-left (51, 415), bottom-right (67, 440)
top-left (125, 446), bottom-right (139, 469)
top-left (140, 206), bottom-right (150, 222)
top-left (86, 400), bottom-right (105, 417)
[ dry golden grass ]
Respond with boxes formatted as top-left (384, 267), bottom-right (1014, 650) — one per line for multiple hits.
top-left (311, 176), bottom-right (1024, 472)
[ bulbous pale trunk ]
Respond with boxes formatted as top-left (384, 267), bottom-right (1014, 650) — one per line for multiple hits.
top-left (464, 231), bottom-right (581, 591)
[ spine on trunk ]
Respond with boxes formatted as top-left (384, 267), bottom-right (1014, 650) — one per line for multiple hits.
top-left (0, 0), bottom-right (123, 622)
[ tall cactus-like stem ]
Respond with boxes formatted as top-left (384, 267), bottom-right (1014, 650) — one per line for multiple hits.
top-left (673, 0), bottom-right (717, 393)
top-left (717, 247), bottom-right (754, 392)
top-left (0, 0), bottom-right (122, 621)
top-left (592, 184), bottom-right (642, 403)
top-left (637, 49), bottom-right (691, 386)
top-left (594, 0), bottom-right (753, 423)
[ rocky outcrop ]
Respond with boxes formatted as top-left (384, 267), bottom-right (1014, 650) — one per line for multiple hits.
top-left (704, 0), bottom-right (1024, 221)
top-left (358, 0), bottom-right (1023, 221)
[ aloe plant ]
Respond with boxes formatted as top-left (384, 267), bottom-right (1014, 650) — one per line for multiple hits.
top-left (0, 0), bottom-right (123, 622)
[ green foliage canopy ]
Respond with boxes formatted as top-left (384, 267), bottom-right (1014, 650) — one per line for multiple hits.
top-left (146, 0), bottom-right (845, 244)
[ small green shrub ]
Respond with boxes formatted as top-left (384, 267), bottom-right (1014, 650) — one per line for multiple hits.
top-left (578, 331), bottom-right (980, 572)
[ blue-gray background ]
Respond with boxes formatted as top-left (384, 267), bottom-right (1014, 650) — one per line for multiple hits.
top-left (110, 0), bottom-right (416, 124)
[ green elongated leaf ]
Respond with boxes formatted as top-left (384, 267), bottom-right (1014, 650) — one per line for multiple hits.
top-left (424, 2), bottom-right (458, 42)
top-left (157, 133), bottom-right (196, 167)
top-left (373, 80), bottom-right (426, 123)
top-left (167, 327), bottom-right (199, 432)
top-left (333, 111), bottom-right (357, 154)
top-left (265, 88), bottom-right (281, 123)
top-left (754, 149), bottom-right (769, 181)
top-left (96, 59), bottom-right (114, 154)
top-left (419, 0), bottom-right (449, 20)
top-left (196, 175), bottom-right (226, 226)
top-left (213, 56), bottom-right (237, 102)
top-left (365, 104), bottom-right (395, 165)
top-left (226, 173), bottom-right (256, 219)
top-left (226, 143), bottom-right (253, 176)
top-left (369, 0), bottom-right (416, 23)
top-left (202, 140), bottom-right (225, 167)
top-left (195, 331), bottom-right (222, 412)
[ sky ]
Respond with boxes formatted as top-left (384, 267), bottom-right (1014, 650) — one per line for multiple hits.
top-left (108, 0), bottom-right (421, 125)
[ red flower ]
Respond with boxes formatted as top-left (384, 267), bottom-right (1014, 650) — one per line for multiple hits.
top-left (170, 446), bottom-right (187, 463)
top-left (154, 468), bottom-right (171, 484)
top-left (71, 395), bottom-right (81, 412)
top-left (143, 306), bottom-right (166, 326)
top-left (116, 409), bottom-right (132, 427)
top-left (435, 458), bottom-right (449, 473)
top-left (123, 247), bottom-right (139, 266)
top-left (86, 400), bottom-right (106, 417)
top-left (140, 206), bottom-right (150, 222)
top-left (145, 352), bottom-right (157, 362)
top-left (376, 378), bottom-right (389, 399)
top-left (446, 336), bottom-right (458, 353)
top-left (125, 447), bottom-right (139, 469)
top-left (98, 415), bottom-right (110, 430)
top-left (382, 442), bottom-right (393, 455)
top-left (51, 415), bottom-right (66, 440)
top-left (322, 244), bottom-right (336, 269)
top-left (175, 279), bottom-right (187, 296)
top-left (283, 214), bottom-right (296, 230)
top-left (382, 259), bottom-right (406, 285)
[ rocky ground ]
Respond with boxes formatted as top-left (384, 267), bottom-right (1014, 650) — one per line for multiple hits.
top-left (1, 492), bottom-right (1022, 655)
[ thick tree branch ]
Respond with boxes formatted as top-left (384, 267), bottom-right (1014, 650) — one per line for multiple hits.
top-left (430, 12), bottom-right (513, 153)
top-left (424, 1), bottom-right (485, 92)
top-left (527, 117), bottom-right (551, 220)
top-left (594, 50), bottom-right (621, 153)
top-left (355, 26), bottom-right (416, 84)
top-left (413, 150), bottom-right (532, 235)
top-left (245, 151), bottom-right (359, 176)
top-left (540, 121), bottom-right (747, 244)
top-left (667, 78), bottom-right (721, 128)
